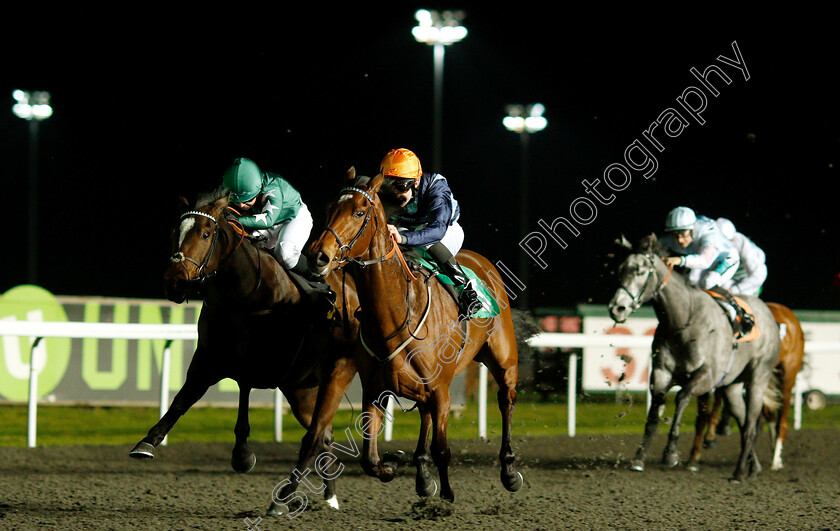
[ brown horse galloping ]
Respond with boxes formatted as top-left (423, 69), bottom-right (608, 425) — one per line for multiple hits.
top-left (688, 302), bottom-right (805, 471)
top-left (130, 188), bottom-right (361, 511)
top-left (269, 168), bottom-right (533, 510)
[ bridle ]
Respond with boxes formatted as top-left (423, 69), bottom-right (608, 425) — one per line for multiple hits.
top-left (323, 186), bottom-right (415, 279)
top-left (170, 210), bottom-right (220, 285)
top-left (169, 207), bottom-right (258, 291)
top-left (323, 184), bottom-right (429, 362)
top-left (618, 253), bottom-right (672, 312)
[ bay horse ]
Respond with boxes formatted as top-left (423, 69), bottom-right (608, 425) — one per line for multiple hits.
top-left (608, 234), bottom-right (781, 481)
top-left (688, 302), bottom-right (804, 471)
top-left (129, 188), bottom-right (361, 511)
top-left (268, 168), bottom-right (532, 511)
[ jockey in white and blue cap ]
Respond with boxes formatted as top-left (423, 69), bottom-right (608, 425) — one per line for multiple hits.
top-left (661, 206), bottom-right (754, 335)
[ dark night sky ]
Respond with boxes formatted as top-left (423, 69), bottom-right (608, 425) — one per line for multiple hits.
top-left (2, 5), bottom-right (838, 311)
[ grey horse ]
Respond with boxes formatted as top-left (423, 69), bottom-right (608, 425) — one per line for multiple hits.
top-left (608, 234), bottom-right (781, 481)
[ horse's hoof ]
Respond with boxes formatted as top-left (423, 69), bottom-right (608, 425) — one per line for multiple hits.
top-left (384, 450), bottom-right (406, 464)
top-left (502, 470), bottom-right (524, 492)
top-left (416, 479), bottom-right (438, 498)
top-left (265, 502), bottom-right (287, 517)
top-left (703, 438), bottom-right (716, 449)
top-left (686, 463), bottom-right (700, 473)
top-left (630, 460), bottom-right (645, 472)
top-left (662, 453), bottom-right (680, 468)
top-left (129, 441), bottom-right (156, 460)
top-left (716, 423), bottom-right (732, 436)
top-left (325, 495), bottom-right (340, 510)
top-left (231, 452), bottom-right (257, 474)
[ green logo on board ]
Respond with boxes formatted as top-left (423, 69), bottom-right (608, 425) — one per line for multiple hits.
top-left (0, 285), bottom-right (71, 401)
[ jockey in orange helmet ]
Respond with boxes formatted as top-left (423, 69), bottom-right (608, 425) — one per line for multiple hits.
top-left (378, 148), bottom-right (480, 317)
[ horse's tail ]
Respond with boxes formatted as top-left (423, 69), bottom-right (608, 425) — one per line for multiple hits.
top-left (511, 308), bottom-right (540, 360)
top-left (763, 365), bottom-right (784, 415)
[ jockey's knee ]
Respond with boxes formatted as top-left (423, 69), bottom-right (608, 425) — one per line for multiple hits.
top-left (275, 241), bottom-right (302, 269)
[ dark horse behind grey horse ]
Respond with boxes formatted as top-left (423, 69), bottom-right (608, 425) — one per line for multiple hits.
top-left (129, 188), bottom-right (361, 510)
top-left (608, 234), bottom-right (780, 481)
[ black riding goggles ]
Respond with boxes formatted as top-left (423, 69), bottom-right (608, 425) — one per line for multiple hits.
top-left (384, 177), bottom-right (415, 193)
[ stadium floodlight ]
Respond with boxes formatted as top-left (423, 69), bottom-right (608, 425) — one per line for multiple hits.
top-left (503, 103), bottom-right (547, 134)
top-left (13, 89), bottom-right (53, 121)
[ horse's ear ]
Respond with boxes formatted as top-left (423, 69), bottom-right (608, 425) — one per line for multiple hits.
top-left (369, 171), bottom-right (385, 194)
top-left (615, 234), bottom-right (633, 250)
top-left (345, 166), bottom-right (356, 182)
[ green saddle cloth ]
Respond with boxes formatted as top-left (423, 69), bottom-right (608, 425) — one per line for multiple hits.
top-left (408, 248), bottom-right (501, 319)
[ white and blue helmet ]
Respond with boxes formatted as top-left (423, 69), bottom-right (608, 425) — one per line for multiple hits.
top-left (664, 206), bottom-right (697, 232)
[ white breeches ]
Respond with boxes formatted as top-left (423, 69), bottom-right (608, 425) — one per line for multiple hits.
top-left (423, 221), bottom-right (465, 257)
top-left (251, 203), bottom-right (313, 269)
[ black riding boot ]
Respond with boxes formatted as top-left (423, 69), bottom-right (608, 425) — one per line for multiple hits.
top-left (708, 285), bottom-right (755, 336)
top-left (427, 242), bottom-right (480, 318)
top-left (290, 254), bottom-right (337, 313)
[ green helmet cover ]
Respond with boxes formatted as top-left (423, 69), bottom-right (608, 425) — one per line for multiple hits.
top-left (223, 158), bottom-right (263, 202)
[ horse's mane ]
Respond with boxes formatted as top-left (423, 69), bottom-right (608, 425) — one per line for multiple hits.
top-left (195, 186), bottom-right (230, 209)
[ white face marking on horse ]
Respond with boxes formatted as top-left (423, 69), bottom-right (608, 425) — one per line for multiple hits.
top-left (338, 193), bottom-right (353, 203)
top-left (178, 217), bottom-right (195, 247)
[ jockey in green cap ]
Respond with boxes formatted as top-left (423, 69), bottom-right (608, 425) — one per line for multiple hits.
top-left (222, 157), bottom-right (335, 312)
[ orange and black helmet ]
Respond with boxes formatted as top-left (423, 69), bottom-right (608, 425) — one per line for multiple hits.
top-left (380, 148), bottom-right (423, 186)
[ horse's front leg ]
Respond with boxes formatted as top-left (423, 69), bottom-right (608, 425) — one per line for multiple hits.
top-left (687, 392), bottom-right (711, 471)
top-left (130, 351), bottom-right (220, 459)
top-left (703, 390), bottom-right (727, 449)
top-left (429, 388), bottom-right (454, 502)
top-left (230, 385), bottom-right (256, 473)
top-left (733, 373), bottom-right (769, 481)
top-left (266, 357), bottom-right (356, 518)
top-left (664, 366), bottom-right (713, 468)
top-left (360, 391), bottom-right (403, 483)
top-left (631, 367), bottom-right (671, 472)
top-left (662, 386), bottom-right (694, 468)
top-left (413, 406), bottom-right (437, 497)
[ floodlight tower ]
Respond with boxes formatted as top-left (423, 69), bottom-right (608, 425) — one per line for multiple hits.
top-left (13, 90), bottom-right (53, 285)
top-left (412, 9), bottom-right (467, 171)
top-left (504, 103), bottom-right (547, 310)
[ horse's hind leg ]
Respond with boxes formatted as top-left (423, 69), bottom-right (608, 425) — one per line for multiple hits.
top-left (771, 368), bottom-right (795, 470)
top-left (130, 354), bottom-right (220, 459)
top-left (231, 386), bottom-right (256, 473)
top-left (413, 407), bottom-right (437, 497)
top-left (480, 337), bottom-right (523, 492)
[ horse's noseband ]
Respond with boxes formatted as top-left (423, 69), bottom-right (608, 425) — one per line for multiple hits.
top-left (619, 253), bottom-right (670, 310)
top-left (171, 210), bottom-right (220, 284)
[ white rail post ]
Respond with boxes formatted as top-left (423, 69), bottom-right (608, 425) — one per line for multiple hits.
top-left (794, 375), bottom-right (803, 431)
top-left (274, 389), bottom-right (284, 442)
top-left (384, 398), bottom-right (394, 442)
top-left (567, 352), bottom-right (577, 437)
top-left (159, 340), bottom-right (172, 446)
top-left (27, 337), bottom-right (44, 448)
top-left (478, 364), bottom-right (488, 439)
